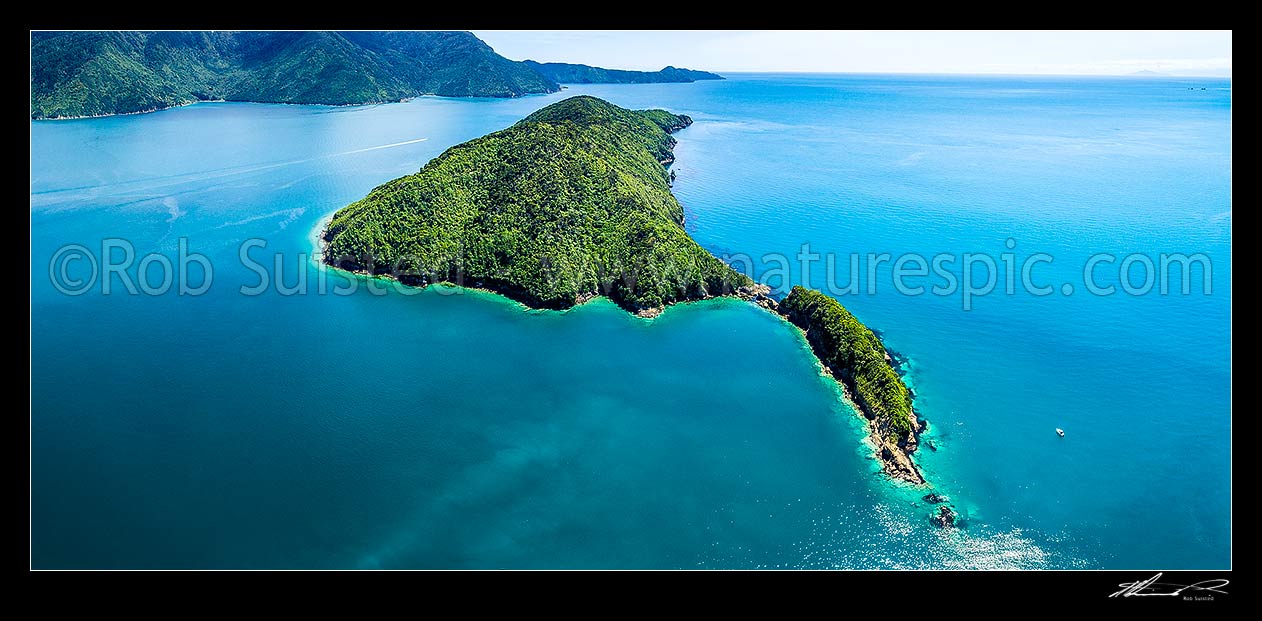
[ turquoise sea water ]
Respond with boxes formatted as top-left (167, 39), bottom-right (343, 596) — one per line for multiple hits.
top-left (31, 74), bottom-right (1231, 569)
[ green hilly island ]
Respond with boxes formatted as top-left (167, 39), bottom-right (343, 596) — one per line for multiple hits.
top-left (322, 95), bottom-right (925, 483)
top-left (322, 95), bottom-right (750, 313)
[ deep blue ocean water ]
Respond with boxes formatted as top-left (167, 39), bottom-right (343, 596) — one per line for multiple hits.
top-left (31, 74), bottom-right (1231, 569)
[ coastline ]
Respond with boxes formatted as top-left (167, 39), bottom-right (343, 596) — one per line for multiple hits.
top-left (313, 211), bottom-right (604, 316)
top-left (32, 97), bottom-right (400, 121)
top-left (318, 204), bottom-right (930, 486)
top-left (32, 86), bottom-right (563, 121)
top-left (316, 217), bottom-right (757, 320)
top-left (749, 295), bottom-right (928, 486)
top-left (32, 99), bottom-right (224, 121)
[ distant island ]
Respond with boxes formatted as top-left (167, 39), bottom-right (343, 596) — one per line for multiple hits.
top-left (523, 61), bottom-right (723, 84)
top-left (30, 31), bottom-right (723, 119)
top-left (321, 95), bottom-right (925, 484)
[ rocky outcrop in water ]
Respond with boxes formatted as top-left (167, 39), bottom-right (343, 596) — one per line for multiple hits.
top-left (931, 505), bottom-right (958, 528)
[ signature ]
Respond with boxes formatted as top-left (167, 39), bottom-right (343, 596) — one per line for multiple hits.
top-left (1110, 573), bottom-right (1229, 598)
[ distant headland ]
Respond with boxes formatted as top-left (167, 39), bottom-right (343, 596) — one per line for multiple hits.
top-left (523, 61), bottom-right (723, 84)
top-left (30, 31), bottom-right (724, 119)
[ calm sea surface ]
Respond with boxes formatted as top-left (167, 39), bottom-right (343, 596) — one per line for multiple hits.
top-left (31, 74), bottom-right (1231, 568)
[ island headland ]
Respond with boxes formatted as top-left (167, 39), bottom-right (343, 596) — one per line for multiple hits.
top-left (321, 95), bottom-right (927, 485)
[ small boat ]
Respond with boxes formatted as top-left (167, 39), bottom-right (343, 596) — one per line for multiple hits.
top-left (1056, 428), bottom-right (1065, 437)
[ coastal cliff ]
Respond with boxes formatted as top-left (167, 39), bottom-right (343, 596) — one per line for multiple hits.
top-left (322, 95), bottom-right (925, 484)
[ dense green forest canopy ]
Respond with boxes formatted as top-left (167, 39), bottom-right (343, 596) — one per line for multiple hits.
top-left (30, 31), bottom-right (724, 119)
top-left (322, 95), bottom-right (751, 312)
top-left (779, 286), bottom-right (916, 441)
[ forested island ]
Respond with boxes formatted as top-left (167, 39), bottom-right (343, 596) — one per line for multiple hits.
top-left (322, 96), bottom-right (747, 314)
top-left (321, 95), bottom-right (926, 484)
top-left (31, 31), bottom-right (724, 119)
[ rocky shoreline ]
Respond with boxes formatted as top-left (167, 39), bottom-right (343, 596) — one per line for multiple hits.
top-left (32, 99), bottom-right (221, 121)
top-left (737, 284), bottom-right (927, 485)
top-left (34, 94), bottom-right (495, 121)
top-left (319, 238), bottom-right (764, 319)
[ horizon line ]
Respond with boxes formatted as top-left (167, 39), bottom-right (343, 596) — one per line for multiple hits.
top-left (699, 69), bottom-right (1232, 79)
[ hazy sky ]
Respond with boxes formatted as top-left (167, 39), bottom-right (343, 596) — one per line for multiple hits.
top-left (476, 30), bottom-right (1232, 77)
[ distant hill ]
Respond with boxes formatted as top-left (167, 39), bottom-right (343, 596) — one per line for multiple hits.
top-left (522, 61), bottom-right (723, 84)
top-left (30, 31), bottom-right (561, 119)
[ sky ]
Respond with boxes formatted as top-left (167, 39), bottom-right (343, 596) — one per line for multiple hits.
top-left (476, 30), bottom-right (1232, 77)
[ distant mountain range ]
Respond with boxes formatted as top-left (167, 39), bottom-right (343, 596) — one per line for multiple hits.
top-left (522, 61), bottom-right (723, 85)
top-left (30, 31), bottom-right (724, 119)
